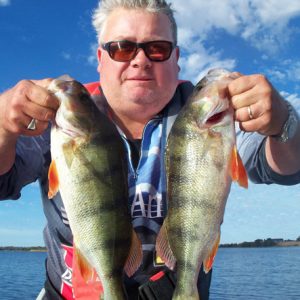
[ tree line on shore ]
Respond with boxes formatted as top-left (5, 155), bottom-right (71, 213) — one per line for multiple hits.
top-left (0, 246), bottom-right (47, 251)
top-left (220, 237), bottom-right (300, 248)
top-left (1, 237), bottom-right (300, 251)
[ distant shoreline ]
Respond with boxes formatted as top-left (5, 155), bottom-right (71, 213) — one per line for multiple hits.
top-left (1, 239), bottom-right (300, 251)
top-left (0, 246), bottom-right (47, 252)
top-left (220, 239), bottom-right (300, 248)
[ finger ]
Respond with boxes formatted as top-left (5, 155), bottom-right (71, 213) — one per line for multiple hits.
top-left (6, 110), bottom-right (48, 136)
top-left (23, 100), bottom-right (57, 122)
top-left (27, 80), bottom-right (59, 110)
top-left (22, 116), bottom-right (49, 136)
top-left (228, 74), bottom-right (265, 97)
top-left (234, 102), bottom-right (264, 122)
top-left (238, 116), bottom-right (266, 133)
top-left (228, 71), bottom-right (243, 80)
top-left (238, 111), bottom-right (272, 135)
top-left (231, 88), bottom-right (258, 110)
top-left (30, 78), bottom-right (53, 89)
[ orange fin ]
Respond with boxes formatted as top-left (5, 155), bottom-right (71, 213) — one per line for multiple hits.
top-left (230, 145), bottom-right (248, 188)
top-left (124, 229), bottom-right (143, 277)
top-left (48, 160), bottom-right (60, 199)
top-left (203, 232), bottom-right (220, 273)
top-left (155, 222), bottom-right (176, 271)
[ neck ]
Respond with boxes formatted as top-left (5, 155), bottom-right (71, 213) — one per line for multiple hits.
top-left (109, 109), bottom-right (150, 139)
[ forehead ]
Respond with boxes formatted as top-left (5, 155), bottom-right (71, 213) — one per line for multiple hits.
top-left (102, 8), bottom-right (173, 42)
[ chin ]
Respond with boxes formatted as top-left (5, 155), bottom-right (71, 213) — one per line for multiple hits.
top-left (129, 89), bottom-right (156, 103)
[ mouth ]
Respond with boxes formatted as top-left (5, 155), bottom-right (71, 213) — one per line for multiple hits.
top-left (126, 76), bottom-right (154, 81)
top-left (201, 96), bottom-right (232, 126)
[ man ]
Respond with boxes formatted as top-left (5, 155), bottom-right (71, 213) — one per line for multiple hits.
top-left (0, 0), bottom-right (300, 299)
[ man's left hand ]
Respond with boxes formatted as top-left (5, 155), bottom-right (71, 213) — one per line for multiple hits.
top-left (228, 74), bottom-right (288, 137)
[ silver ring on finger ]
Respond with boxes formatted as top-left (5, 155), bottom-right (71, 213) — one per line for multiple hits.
top-left (247, 105), bottom-right (254, 120)
top-left (27, 118), bottom-right (37, 130)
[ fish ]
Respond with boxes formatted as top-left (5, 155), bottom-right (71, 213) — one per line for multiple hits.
top-left (47, 76), bottom-right (142, 300)
top-left (156, 69), bottom-right (248, 300)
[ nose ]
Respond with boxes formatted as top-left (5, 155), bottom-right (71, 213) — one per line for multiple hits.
top-left (130, 48), bottom-right (152, 68)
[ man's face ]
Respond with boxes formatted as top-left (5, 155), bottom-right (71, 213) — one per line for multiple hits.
top-left (97, 8), bottom-right (180, 124)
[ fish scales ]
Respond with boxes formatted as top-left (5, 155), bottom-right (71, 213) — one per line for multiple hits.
top-left (48, 77), bottom-right (141, 300)
top-left (157, 69), bottom-right (248, 300)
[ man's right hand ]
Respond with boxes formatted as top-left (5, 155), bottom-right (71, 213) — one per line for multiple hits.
top-left (0, 78), bottom-right (59, 137)
top-left (0, 78), bottom-right (59, 175)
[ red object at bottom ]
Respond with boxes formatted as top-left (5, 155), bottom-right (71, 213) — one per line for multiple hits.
top-left (149, 271), bottom-right (165, 282)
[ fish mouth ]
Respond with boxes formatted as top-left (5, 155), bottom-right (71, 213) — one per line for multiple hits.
top-left (202, 96), bottom-right (232, 126)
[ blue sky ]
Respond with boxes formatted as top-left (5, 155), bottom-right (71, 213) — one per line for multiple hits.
top-left (0, 0), bottom-right (299, 246)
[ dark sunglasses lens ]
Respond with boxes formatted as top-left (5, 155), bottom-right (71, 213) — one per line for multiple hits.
top-left (146, 41), bottom-right (173, 61)
top-left (109, 41), bottom-right (136, 61)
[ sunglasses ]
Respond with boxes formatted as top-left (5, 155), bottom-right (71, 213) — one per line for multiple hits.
top-left (101, 40), bottom-right (176, 62)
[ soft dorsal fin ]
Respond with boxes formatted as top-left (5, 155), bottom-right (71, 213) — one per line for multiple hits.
top-left (124, 230), bottom-right (143, 277)
top-left (155, 222), bottom-right (176, 271)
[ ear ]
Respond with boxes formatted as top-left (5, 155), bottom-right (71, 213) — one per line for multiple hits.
top-left (97, 47), bottom-right (102, 73)
top-left (175, 47), bottom-right (181, 72)
top-left (97, 46), bottom-right (102, 62)
top-left (175, 46), bottom-right (180, 62)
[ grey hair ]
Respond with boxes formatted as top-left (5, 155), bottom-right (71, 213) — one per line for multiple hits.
top-left (92, 0), bottom-right (177, 45)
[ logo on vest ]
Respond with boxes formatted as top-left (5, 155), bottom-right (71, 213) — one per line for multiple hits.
top-left (131, 184), bottom-right (164, 218)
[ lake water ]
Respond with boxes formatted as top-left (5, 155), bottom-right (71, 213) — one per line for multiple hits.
top-left (0, 251), bottom-right (46, 300)
top-left (211, 247), bottom-right (300, 300)
top-left (0, 247), bottom-right (300, 299)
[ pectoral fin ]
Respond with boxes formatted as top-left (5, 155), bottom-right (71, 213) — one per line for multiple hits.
top-left (230, 145), bottom-right (248, 188)
top-left (48, 160), bottom-right (59, 199)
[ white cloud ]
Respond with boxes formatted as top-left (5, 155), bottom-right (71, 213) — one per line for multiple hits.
top-left (61, 52), bottom-right (71, 60)
top-left (0, 0), bottom-right (10, 6)
top-left (87, 42), bottom-right (98, 65)
top-left (172, 1), bottom-right (300, 81)
top-left (250, 0), bottom-right (300, 23)
top-left (266, 61), bottom-right (300, 88)
top-left (172, 0), bottom-right (300, 55)
top-left (280, 91), bottom-right (300, 113)
top-left (178, 45), bottom-right (236, 83)
top-left (266, 69), bottom-right (286, 82)
top-left (287, 62), bottom-right (300, 82)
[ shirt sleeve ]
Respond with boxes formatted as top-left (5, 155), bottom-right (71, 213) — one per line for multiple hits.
top-left (236, 128), bottom-right (300, 185)
top-left (0, 126), bottom-right (51, 200)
